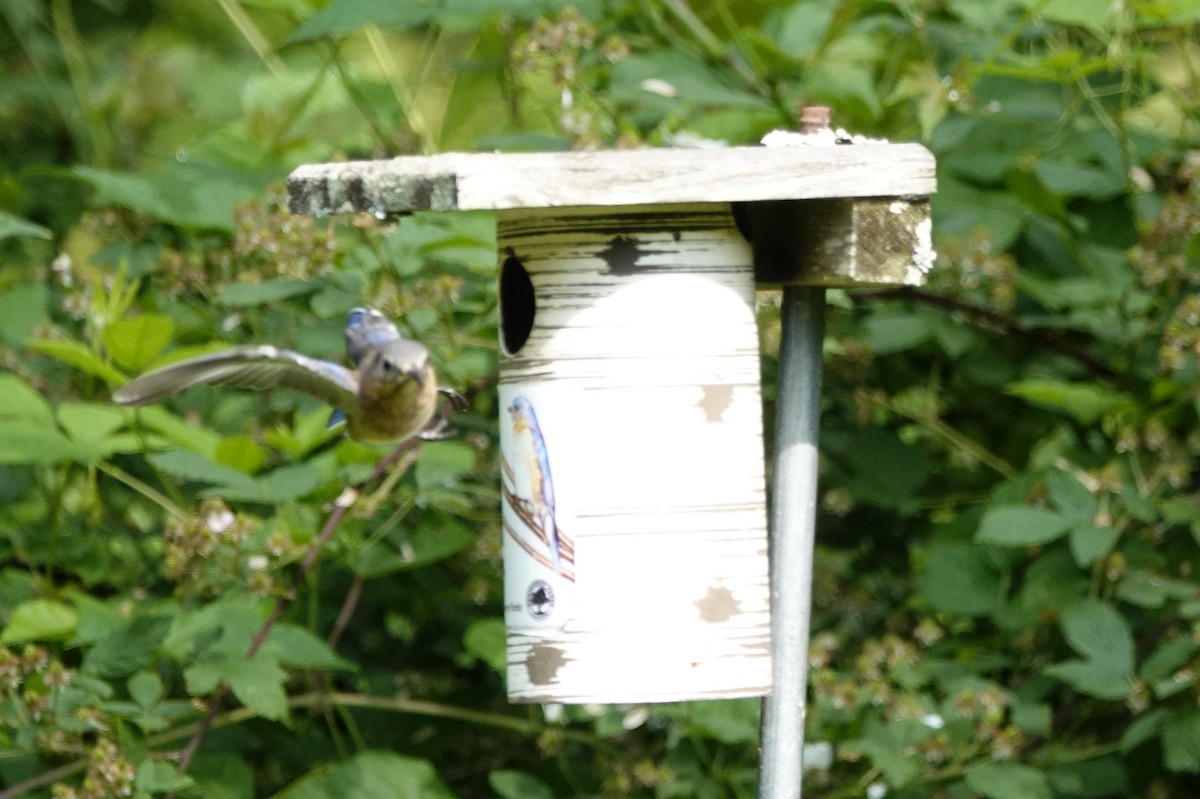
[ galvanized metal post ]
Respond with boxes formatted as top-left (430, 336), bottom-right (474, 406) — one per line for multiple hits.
top-left (758, 285), bottom-right (825, 799)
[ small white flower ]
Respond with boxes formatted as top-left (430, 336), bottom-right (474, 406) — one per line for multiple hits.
top-left (867, 782), bottom-right (887, 799)
top-left (622, 705), bottom-right (649, 730)
top-left (247, 555), bottom-right (269, 571)
top-left (640, 78), bottom-right (678, 97)
top-left (920, 713), bottom-right (946, 730)
top-left (802, 741), bottom-right (833, 772)
top-left (206, 508), bottom-right (235, 534)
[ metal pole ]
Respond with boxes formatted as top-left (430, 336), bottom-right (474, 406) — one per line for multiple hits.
top-left (758, 285), bottom-right (825, 799)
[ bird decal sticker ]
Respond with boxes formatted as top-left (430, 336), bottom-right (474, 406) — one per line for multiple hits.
top-left (502, 395), bottom-right (574, 581)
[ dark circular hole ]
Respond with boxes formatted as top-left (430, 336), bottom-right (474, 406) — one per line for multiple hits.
top-left (500, 255), bottom-right (535, 355)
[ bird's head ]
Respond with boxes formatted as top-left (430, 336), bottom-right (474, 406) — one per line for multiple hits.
top-left (364, 340), bottom-right (433, 392)
top-left (508, 396), bottom-right (535, 429)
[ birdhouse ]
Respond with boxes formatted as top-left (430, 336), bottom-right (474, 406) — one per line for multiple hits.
top-left (288, 141), bottom-right (936, 703)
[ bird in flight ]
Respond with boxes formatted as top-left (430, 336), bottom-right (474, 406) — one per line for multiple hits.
top-left (113, 307), bottom-right (444, 444)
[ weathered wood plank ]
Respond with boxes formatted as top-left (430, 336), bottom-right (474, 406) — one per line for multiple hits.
top-left (286, 144), bottom-right (936, 215)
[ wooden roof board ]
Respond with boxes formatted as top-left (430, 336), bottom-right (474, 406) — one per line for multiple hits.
top-left (286, 144), bottom-right (936, 216)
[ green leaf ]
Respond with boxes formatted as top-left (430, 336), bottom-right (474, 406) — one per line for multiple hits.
top-left (214, 279), bottom-right (317, 307)
top-left (0, 210), bottom-right (52, 241)
top-left (862, 313), bottom-right (933, 354)
top-left (272, 751), bottom-right (456, 799)
top-left (1068, 524), bottom-right (1118, 567)
top-left (1005, 379), bottom-right (1129, 424)
top-left (918, 543), bottom-right (1001, 615)
top-left (0, 422), bottom-right (85, 464)
top-left (670, 699), bottom-right (761, 745)
top-left (1120, 707), bottom-right (1168, 753)
top-left (489, 771), bottom-right (553, 799)
top-left (213, 462), bottom-right (327, 503)
top-left (965, 763), bottom-right (1052, 799)
top-left (353, 517), bottom-right (474, 578)
top-left (825, 428), bottom-right (930, 511)
top-left (268, 624), bottom-right (355, 671)
top-left (190, 753), bottom-right (255, 799)
top-left (1140, 637), bottom-right (1198, 683)
top-left (57, 402), bottom-right (137, 461)
top-left (186, 653), bottom-right (289, 722)
top-left (609, 51), bottom-right (773, 110)
top-left (0, 283), bottom-right (49, 346)
top-left (287, 0), bottom-right (439, 43)
top-left (1061, 599), bottom-right (1134, 672)
top-left (1033, 161), bottom-right (1125, 199)
top-left (1016, 0), bottom-right (1115, 32)
top-left (1042, 659), bottom-right (1129, 700)
top-left (149, 449), bottom-right (260, 492)
top-left (977, 506), bottom-right (1074, 547)
top-left (415, 440), bottom-right (477, 489)
top-left (1047, 757), bottom-right (1128, 798)
top-left (0, 373), bottom-right (57, 426)
top-left (2, 599), bottom-right (79, 643)
top-left (103, 314), bottom-right (175, 371)
top-left (1163, 709), bottom-right (1200, 773)
top-left (773, 0), bottom-right (838, 58)
top-left (75, 163), bottom-right (256, 231)
top-left (136, 760), bottom-right (195, 794)
top-left (841, 739), bottom-right (919, 786)
top-left (1044, 469), bottom-right (1098, 521)
top-left (462, 619), bottom-right (506, 675)
top-left (127, 406), bottom-right (221, 458)
top-left (28, 337), bottom-right (128, 385)
top-left (1116, 569), bottom-right (1171, 608)
top-left (215, 436), bottom-right (268, 474)
top-left (128, 671), bottom-right (164, 708)
top-left (82, 614), bottom-right (171, 677)
top-left (1010, 701), bottom-right (1052, 735)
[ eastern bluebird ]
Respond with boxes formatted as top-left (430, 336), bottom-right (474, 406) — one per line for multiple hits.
top-left (508, 396), bottom-right (560, 574)
top-left (113, 307), bottom-right (440, 445)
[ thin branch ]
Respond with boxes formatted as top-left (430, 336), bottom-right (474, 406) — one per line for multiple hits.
top-left (0, 759), bottom-right (85, 799)
top-left (327, 575), bottom-right (364, 649)
top-left (864, 286), bottom-right (1123, 382)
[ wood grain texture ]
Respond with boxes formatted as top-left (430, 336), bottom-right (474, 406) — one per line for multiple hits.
top-left (286, 144), bottom-right (936, 215)
top-left (497, 204), bottom-right (771, 703)
top-left (748, 197), bottom-right (934, 286)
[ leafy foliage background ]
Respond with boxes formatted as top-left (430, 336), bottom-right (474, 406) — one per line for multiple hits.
top-left (2, 0), bottom-right (1199, 797)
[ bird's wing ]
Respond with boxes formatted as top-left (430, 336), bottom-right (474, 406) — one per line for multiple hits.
top-left (345, 307), bottom-right (402, 366)
top-left (113, 345), bottom-right (357, 409)
top-left (529, 427), bottom-right (556, 512)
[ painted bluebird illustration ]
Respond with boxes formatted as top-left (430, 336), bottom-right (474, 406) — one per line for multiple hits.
top-left (508, 396), bottom-right (561, 574)
top-left (113, 307), bottom-right (441, 444)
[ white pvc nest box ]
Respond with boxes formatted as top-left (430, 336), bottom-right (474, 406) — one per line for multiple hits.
top-left (287, 144), bottom-right (937, 703)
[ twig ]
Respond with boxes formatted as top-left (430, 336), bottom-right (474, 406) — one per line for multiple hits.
top-left (864, 286), bottom-right (1123, 382)
top-left (327, 575), bottom-right (364, 649)
top-left (0, 760), bottom-right (85, 799)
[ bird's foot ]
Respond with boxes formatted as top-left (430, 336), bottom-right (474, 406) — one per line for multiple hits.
top-left (438, 387), bottom-right (469, 412)
top-left (419, 415), bottom-right (455, 441)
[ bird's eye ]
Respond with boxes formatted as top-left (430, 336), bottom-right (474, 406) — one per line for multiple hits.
top-left (380, 358), bottom-right (394, 373)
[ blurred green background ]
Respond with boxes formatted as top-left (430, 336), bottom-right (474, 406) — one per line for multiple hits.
top-left (2, 0), bottom-right (1199, 797)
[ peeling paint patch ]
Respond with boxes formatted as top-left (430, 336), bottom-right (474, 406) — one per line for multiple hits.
top-left (597, 235), bottom-right (641, 275)
top-left (695, 585), bottom-right (739, 623)
top-left (697, 384), bottom-right (733, 422)
top-left (526, 643), bottom-right (569, 685)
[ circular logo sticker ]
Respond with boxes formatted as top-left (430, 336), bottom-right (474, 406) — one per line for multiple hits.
top-left (525, 579), bottom-right (555, 621)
